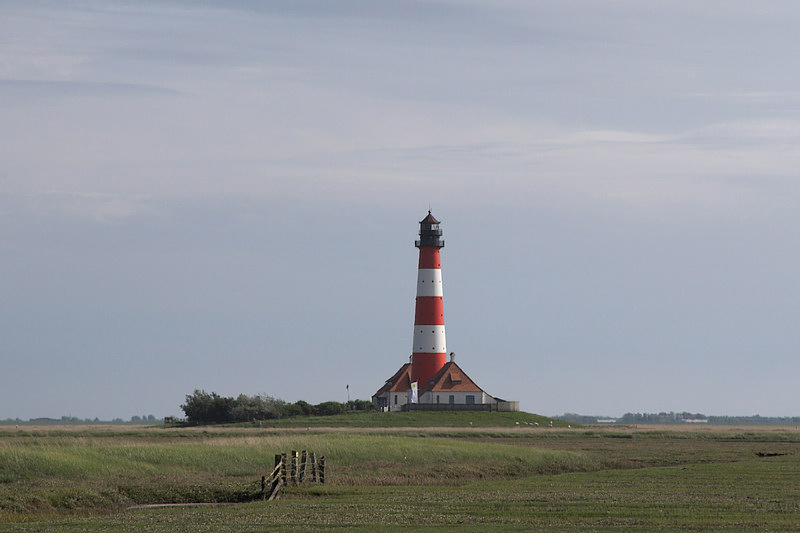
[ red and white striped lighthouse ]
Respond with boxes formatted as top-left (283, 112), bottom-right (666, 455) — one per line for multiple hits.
top-left (372, 211), bottom-right (516, 412)
top-left (411, 211), bottom-right (447, 388)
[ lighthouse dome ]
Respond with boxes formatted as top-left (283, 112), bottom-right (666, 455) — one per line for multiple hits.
top-left (420, 211), bottom-right (440, 225)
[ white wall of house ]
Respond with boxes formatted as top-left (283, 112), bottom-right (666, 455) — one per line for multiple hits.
top-left (388, 391), bottom-right (408, 412)
top-left (377, 390), bottom-right (499, 410)
top-left (418, 391), bottom-right (494, 405)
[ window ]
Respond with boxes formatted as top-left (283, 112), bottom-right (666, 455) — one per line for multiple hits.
top-left (466, 395), bottom-right (475, 405)
top-left (394, 395), bottom-right (398, 405)
top-left (448, 395), bottom-right (454, 404)
top-left (436, 395), bottom-right (440, 404)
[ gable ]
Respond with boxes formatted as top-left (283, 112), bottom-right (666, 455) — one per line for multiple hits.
top-left (372, 363), bottom-right (412, 397)
top-left (422, 362), bottom-right (484, 393)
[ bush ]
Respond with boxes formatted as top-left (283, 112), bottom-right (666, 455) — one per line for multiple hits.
top-left (347, 399), bottom-right (376, 412)
top-left (180, 391), bottom-right (375, 424)
top-left (294, 400), bottom-right (316, 416)
top-left (314, 401), bottom-right (345, 416)
top-left (228, 394), bottom-right (286, 422)
top-left (181, 390), bottom-right (235, 424)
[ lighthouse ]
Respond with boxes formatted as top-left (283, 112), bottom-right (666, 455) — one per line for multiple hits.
top-left (411, 211), bottom-right (447, 388)
top-left (371, 211), bottom-right (518, 412)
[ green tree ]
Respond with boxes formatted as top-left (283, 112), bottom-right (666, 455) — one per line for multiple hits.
top-left (229, 394), bottom-right (286, 421)
top-left (294, 400), bottom-right (316, 416)
top-left (314, 401), bottom-right (345, 416)
top-left (181, 390), bottom-right (235, 424)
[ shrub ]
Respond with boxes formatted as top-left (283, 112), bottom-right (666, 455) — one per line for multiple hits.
top-left (315, 401), bottom-right (345, 416)
top-left (181, 390), bottom-right (373, 424)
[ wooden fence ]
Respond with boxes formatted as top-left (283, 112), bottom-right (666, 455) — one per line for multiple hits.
top-left (261, 450), bottom-right (325, 501)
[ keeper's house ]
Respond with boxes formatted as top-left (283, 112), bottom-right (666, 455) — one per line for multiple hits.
top-left (372, 357), bottom-right (518, 412)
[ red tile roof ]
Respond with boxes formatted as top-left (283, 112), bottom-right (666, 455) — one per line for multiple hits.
top-left (372, 363), bottom-right (412, 397)
top-left (420, 362), bottom-right (484, 393)
top-left (374, 361), bottom-right (488, 398)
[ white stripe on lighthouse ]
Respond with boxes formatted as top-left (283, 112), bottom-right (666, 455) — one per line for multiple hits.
top-left (416, 269), bottom-right (443, 297)
top-left (412, 325), bottom-right (447, 353)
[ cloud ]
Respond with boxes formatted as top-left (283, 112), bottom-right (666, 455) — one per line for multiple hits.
top-left (684, 91), bottom-right (800, 106)
top-left (678, 119), bottom-right (800, 145)
top-left (2, 1), bottom-right (799, 219)
top-left (3, 191), bottom-right (154, 223)
top-left (557, 130), bottom-right (673, 145)
top-left (0, 79), bottom-right (184, 104)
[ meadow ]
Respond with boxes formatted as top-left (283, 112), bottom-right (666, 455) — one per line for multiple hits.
top-left (1, 416), bottom-right (799, 531)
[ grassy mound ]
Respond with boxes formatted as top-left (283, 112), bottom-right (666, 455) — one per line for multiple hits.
top-left (235, 410), bottom-right (569, 428)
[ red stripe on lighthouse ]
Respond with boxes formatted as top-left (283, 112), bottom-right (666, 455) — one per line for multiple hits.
top-left (411, 353), bottom-right (447, 387)
top-left (418, 247), bottom-right (441, 269)
top-left (414, 296), bottom-right (445, 325)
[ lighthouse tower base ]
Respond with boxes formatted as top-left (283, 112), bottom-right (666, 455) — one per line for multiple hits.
top-left (371, 357), bottom-right (518, 412)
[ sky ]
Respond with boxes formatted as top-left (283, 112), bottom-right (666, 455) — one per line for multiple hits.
top-left (2, 1), bottom-right (800, 419)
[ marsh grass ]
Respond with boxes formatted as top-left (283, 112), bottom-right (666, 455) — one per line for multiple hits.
top-left (3, 425), bottom-right (800, 530)
top-left (5, 459), bottom-right (800, 531)
top-left (0, 431), bottom-right (595, 515)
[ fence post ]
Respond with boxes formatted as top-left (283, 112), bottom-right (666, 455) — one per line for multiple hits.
top-left (299, 450), bottom-right (307, 483)
top-left (270, 454), bottom-right (282, 499)
top-left (310, 452), bottom-right (318, 482)
top-left (265, 450), bottom-right (325, 500)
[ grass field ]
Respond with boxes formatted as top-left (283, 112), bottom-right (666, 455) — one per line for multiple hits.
top-left (1, 416), bottom-right (800, 531)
